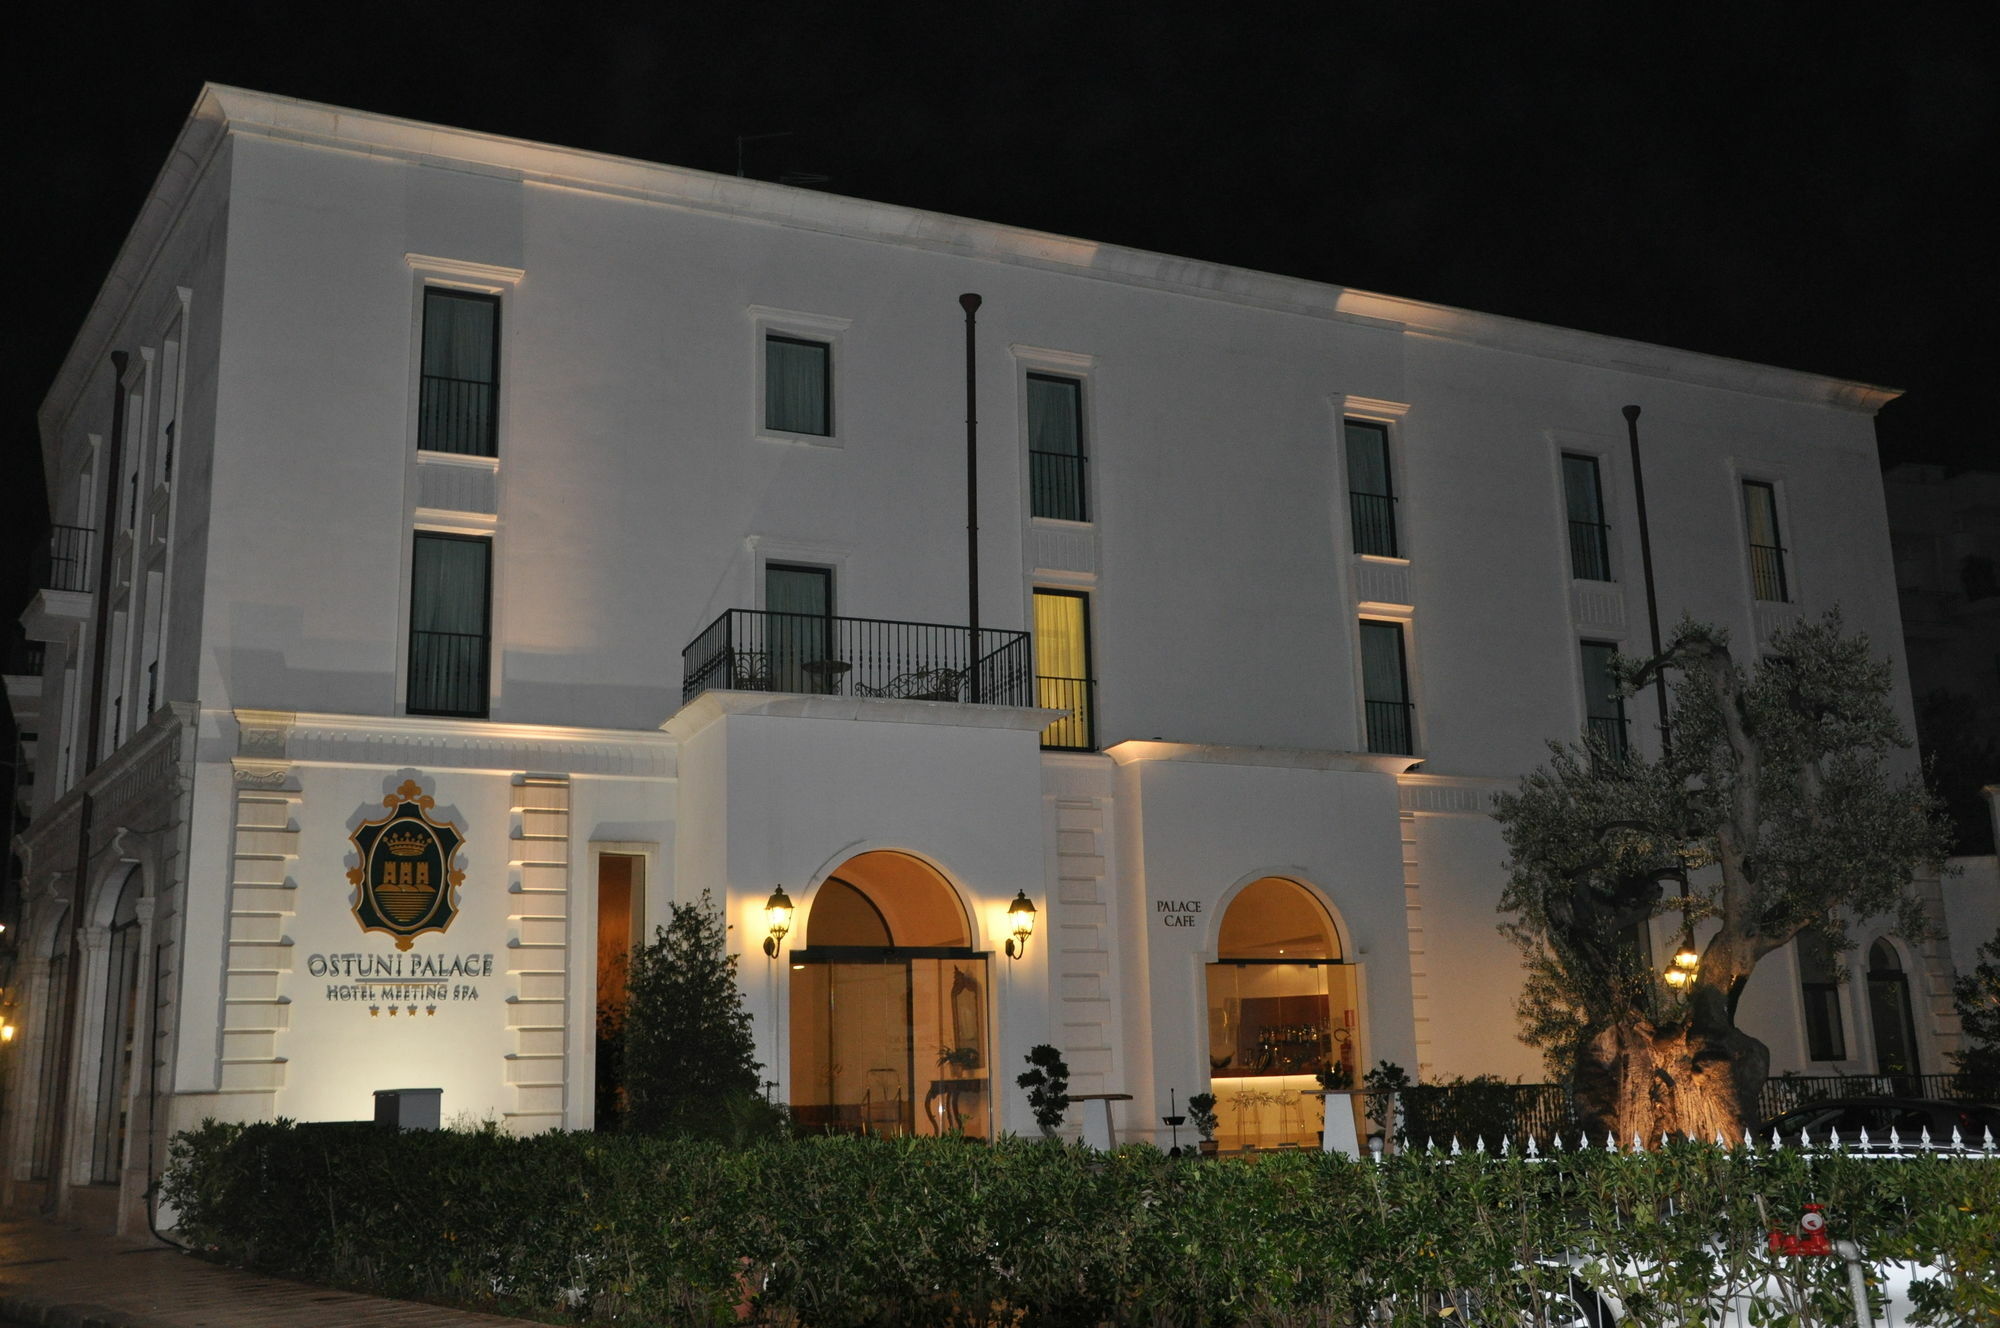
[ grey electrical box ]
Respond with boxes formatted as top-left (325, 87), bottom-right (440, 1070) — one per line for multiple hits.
top-left (373, 1088), bottom-right (442, 1130)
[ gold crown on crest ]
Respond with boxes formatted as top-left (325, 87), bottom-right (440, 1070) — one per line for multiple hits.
top-left (383, 829), bottom-right (429, 857)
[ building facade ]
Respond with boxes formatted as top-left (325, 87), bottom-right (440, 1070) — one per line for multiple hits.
top-left (1, 87), bottom-right (1965, 1232)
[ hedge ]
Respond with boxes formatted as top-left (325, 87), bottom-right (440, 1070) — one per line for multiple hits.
top-left (162, 1122), bottom-right (1998, 1326)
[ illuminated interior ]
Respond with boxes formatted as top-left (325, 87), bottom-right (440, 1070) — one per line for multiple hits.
top-left (789, 852), bottom-right (991, 1139)
top-left (1205, 877), bottom-right (1357, 1150)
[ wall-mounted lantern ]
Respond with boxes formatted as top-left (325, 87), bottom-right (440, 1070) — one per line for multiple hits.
top-left (1004, 890), bottom-right (1037, 960)
top-left (1663, 941), bottom-right (1699, 989)
top-left (762, 886), bottom-right (794, 959)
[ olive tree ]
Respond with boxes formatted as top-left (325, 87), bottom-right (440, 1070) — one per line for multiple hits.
top-left (1495, 612), bottom-right (1952, 1141)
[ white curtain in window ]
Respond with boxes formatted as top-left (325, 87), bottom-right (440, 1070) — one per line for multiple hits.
top-left (1027, 376), bottom-right (1081, 455)
top-left (422, 292), bottom-right (496, 383)
top-left (1033, 592), bottom-right (1087, 680)
top-left (1359, 622), bottom-right (1406, 703)
top-left (1743, 483), bottom-right (1782, 546)
top-left (766, 337), bottom-right (829, 434)
top-left (412, 536), bottom-right (489, 636)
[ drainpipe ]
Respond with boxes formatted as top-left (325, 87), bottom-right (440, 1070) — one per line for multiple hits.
top-left (1623, 405), bottom-right (1671, 754)
top-left (960, 294), bottom-right (982, 703)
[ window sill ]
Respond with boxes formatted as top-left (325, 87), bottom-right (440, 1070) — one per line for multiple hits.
top-left (755, 428), bottom-right (842, 450)
top-left (416, 449), bottom-right (500, 471)
top-left (1031, 514), bottom-right (1092, 530)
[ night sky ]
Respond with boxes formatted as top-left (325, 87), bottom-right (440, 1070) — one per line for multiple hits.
top-left (5, 3), bottom-right (1993, 679)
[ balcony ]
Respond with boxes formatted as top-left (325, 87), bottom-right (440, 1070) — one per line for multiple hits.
top-left (683, 610), bottom-right (1032, 708)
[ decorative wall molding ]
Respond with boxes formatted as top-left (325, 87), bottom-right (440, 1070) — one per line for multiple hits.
top-left (230, 709), bottom-right (675, 780)
top-left (1570, 582), bottom-right (1627, 633)
top-left (504, 775), bottom-right (570, 1134)
top-left (1106, 741), bottom-right (1420, 776)
top-left (1353, 559), bottom-right (1413, 612)
top-left (1396, 774), bottom-right (1513, 816)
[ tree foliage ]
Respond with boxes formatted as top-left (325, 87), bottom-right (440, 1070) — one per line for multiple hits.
top-left (1017, 1043), bottom-right (1072, 1138)
top-left (622, 889), bottom-right (764, 1137)
top-left (1495, 612), bottom-right (1953, 1140)
top-left (1952, 928), bottom-right (2000, 1098)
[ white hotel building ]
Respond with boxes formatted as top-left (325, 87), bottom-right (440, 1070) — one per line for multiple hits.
top-left (1, 86), bottom-right (1964, 1232)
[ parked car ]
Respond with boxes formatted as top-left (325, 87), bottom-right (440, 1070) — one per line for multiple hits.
top-left (1755, 1096), bottom-right (2000, 1149)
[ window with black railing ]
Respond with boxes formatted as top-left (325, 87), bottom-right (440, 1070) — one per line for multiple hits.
top-left (1035, 675), bottom-right (1095, 751)
top-left (1561, 454), bottom-right (1612, 581)
top-left (1345, 420), bottom-right (1398, 558)
top-left (682, 609), bottom-right (1031, 709)
top-left (1580, 641), bottom-right (1628, 761)
top-left (1742, 480), bottom-right (1789, 602)
top-left (418, 288), bottom-right (500, 456)
top-left (38, 524), bottom-right (93, 593)
top-left (1027, 373), bottom-right (1087, 521)
top-left (1033, 589), bottom-right (1095, 750)
top-left (1359, 620), bottom-right (1414, 755)
top-left (408, 532), bottom-right (491, 717)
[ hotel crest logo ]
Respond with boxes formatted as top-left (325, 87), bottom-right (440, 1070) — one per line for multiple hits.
top-left (346, 780), bottom-right (465, 950)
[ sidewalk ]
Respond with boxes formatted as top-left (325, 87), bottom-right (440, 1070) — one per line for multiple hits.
top-left (0, 1209), bottom-right (545, 1328)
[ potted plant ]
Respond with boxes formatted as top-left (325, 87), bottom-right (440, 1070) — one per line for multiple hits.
top-left (937, 1045), bottom-right (979, 1077)
top-left (1187, 1092), bottom-right (1219, 1155)
top-left (1315, 1062), bottom-right (1354, 1092)
top-left (1016, 1044), bottom-right (1071, 1140)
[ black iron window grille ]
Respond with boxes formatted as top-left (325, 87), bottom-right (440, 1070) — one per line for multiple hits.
top-left (1562, 453), bottom-right (1612, 581)
top-left (418, 289), bottom-right (501, 456)
top-left (1742, 480), bottom-right (1789, 602)
top-left (1345, 420), bottom-right (1398, 558)
top-left (38, 524), bottom-right (93, 593)
top-left (407, 532), bottom-right (492, 718)
top-left (1580, 641), bottom-right (1628, 761)
top-left (1359, 620), bottom-right (1414, 755)
top-left (1027, 373), bottom-right (1087, 521)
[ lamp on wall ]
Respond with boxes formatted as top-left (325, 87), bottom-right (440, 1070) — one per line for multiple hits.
top-left (762, 886), bottom-right (794, 959)
top-left (1664, 940), bottom-right (1699, 989)
top-left (1004, 890), bottom-right (1037, 960)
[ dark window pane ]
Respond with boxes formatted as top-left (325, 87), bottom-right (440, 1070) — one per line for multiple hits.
top-left (1360, 621), bottom-right (1412, 754)
top-left (1562, 453), bottom-right (1611, 580)
top-left (1743, 481), bottom-right (1788, 601)
top-left (1028, 374), bottom-right (1086, 521)
top-left (418, 290), bottom-right (499, 456)
top-left (409, 534), bottom-right (491, 716)
top-left (1581, 640), bottom-right (1627, 758)
top-left (766, 335), bottom-right (831, 435)
top-left (1345, 421), bottom-right (1398, 557)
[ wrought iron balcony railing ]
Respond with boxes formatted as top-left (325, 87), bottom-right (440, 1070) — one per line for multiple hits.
top-left (1036, 675), bottom-right (1096, 750)
top-left (408, 629), bottom-right (490, 717)
top-left (1349, 491), bottom-right (1398, 558)
top-left (1030, 450), bottom-right (1088, 522)
top-left (1750, 541), bottom-right (1789, 602)
top-left (683, 610), bottom-right (1032, 708)
top-left (1568, 519), bottom-right (1612, 581)
top-left (35, 525), bottom-right (93, 593)
top-left (1364, 699), bottom-right (1414, 756)
top-left (1585, 714), bottom-right (1629, 760)
top-left (418, 374), bottom-right (497, 456)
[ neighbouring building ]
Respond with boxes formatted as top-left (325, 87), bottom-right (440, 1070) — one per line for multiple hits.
top-left (0, 86), bottom-right (1968, 1232)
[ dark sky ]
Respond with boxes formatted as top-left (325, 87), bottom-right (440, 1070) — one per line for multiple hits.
top-left (5, 3), bottom-right (1994, 634)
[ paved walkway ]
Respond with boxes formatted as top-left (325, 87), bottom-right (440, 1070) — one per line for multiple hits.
top-left (0, 1209), bottom-right (544, 1328)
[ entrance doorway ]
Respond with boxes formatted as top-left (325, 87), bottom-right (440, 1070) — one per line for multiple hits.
top-left (1204, 877), bottom-right (1358, 1151)
top-left (789, 853), bottom-right (991, 1138)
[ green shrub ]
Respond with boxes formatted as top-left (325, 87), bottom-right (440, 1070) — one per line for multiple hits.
top-left (622, 890), bottom-right (766, 1140)
top-left (163, 1122), bottom-right (1998, 1326)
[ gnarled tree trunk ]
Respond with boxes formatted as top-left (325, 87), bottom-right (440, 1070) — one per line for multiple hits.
top-left (1575, 994), bottom-right (1768, 1142)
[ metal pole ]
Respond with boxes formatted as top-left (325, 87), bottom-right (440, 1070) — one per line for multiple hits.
top-left (960, 293), bottom-right (982, 704)
top-left (1623, 405), bottom-right (1671, 754)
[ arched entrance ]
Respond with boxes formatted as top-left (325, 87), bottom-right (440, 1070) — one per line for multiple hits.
top-left (1866, 938), bottom-right (1921, 1089)
top-left (1204, 877), bottom-right (1356, 1151)
top-left (788, 852), bottom-right (991, 1138)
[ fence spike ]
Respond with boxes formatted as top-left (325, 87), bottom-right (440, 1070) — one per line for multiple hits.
top-left (1950, 1124), bottom-right (1964, 1150)
top-left (1660, 1132), bottom-right (1671, 1151)
top-left (1526, 1134), bottom-right (1540, 1158)
top-left (1450, 1136), bottom-right (1463, 1156)
top-left (1500, 1135), bottom-right (1510, 1157)
top-left (1604, 1130), bottom-right (1618, 1152)
top-left (1714, 1130), bottom-right (1728, 1149)
top-left (1919, 1125), bottom-right (1933, 1152)
top-left (1859, 1126), bottom-right (1872, 1152)
top-left (1770, 1128), bottom-right (1782, 1151)
top-left (1425, 1136), bottom-right (1438, 1154)
top-left (1476, 1135), bottom-right (1489, 1155)
top-left (1984, 1126), bottom-right (1996, 1154)
top-left (1631, 1131), bottom-right (1644, 1153)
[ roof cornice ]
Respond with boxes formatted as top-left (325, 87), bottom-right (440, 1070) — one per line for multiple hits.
top-left (41, 83), bottom-right (1901, 466)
